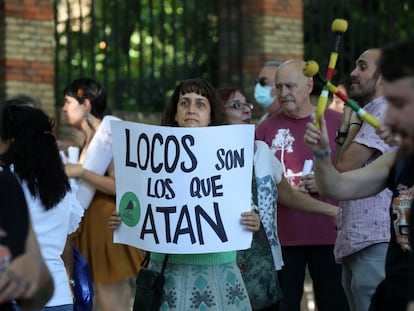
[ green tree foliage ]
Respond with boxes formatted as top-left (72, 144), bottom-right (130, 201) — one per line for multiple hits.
top-left (303, 0), bottom-right (414, 93)
top-left (55, 0), bottom-right (414, 111)
top-left (55, 0), bottom-right (219, 112)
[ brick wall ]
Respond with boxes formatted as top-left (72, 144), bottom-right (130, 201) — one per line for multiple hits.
top-left (219, 0), bottom-right (303, 119)
top-left (0, 0), bottom-right (55, 115)
top-left (0, 0), bottom-right (304, 124)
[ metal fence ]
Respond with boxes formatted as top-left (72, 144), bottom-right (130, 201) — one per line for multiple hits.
top-left (54, 0), bottom-right (414, 112)
top-left (304, 0), bottom-right (414, 94)
top-left (54, 0), bottom-right (221, 113)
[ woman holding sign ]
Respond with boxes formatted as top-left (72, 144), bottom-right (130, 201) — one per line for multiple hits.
top-left (110, 78), bottom-right (260, 310)
top-left (62, 78), bottom-right (144, 311)
top-left (217, 87), bottom-right (339, 311)
top-left (160, 78), bottom-right (260, 310)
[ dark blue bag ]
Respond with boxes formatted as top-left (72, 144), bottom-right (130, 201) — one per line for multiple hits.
top-left (73, 246), bottom-right (94, 311)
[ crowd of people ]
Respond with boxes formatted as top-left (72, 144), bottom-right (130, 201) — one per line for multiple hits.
top-left (1, 40), bottom-right (414, 311)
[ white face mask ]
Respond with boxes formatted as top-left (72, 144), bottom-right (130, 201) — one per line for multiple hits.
top-left (254, 83), bottom-right (274, 108)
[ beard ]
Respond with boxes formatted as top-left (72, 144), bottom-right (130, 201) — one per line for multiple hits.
top-left (349, 78), bottom-right (378, 105)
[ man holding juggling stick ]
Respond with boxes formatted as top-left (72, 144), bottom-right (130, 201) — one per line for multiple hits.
top-left (304, 40), bottom-right (414, 311)
top-left (303, 60), bottom-right (381, 129)
top-left (305, 47), bottom-right (398, 311)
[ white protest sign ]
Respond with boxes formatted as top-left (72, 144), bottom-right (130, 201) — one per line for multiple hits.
top-left (77, 115), bottom-right (120, 209)
top-left (111, 121), bottom-right (254, 254)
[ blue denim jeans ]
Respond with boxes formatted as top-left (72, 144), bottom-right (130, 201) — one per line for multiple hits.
top-left (341, 243), bottom-right (388, 311)
top-left (13, 304), bottom-right (73, 311)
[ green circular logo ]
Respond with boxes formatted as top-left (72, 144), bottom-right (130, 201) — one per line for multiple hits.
top-left (119, 192), bottom-right (141, 227)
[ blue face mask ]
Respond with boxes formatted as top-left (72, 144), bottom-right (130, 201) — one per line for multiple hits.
top-left (254, 83), bottom-right (274, 108)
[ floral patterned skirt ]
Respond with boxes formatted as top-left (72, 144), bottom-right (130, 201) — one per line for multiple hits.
top-left (148, 260), bottom-right (252, 311)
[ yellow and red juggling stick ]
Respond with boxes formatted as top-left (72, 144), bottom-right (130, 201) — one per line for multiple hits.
top-left (313, 18), bottom-right (348, 128)
top-left (326, 19), bottom-right (348, 81)
top-left (315, 86), bottom-right (329, 129)
top-left (303, 61), bottom-right (381, 129)
top-left (305, 61), bottom-right (329, 128)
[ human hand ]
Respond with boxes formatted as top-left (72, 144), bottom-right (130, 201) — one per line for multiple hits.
top-left (299, 174), bottom-right (319, 194)
top-left (332, 206), bottom-right (338, 224)
top-left (108, 210), bottom-right (122, 231)
top-left (64, 163), bottom-right (85, 178)
top-left (304, 114), bottom-right (330, 153)
top-left (0, 253), bottom-right (49, 304)
top-left (241, 211), bottom-right (260, 232)
top-left (324, 203), bottom-right (339, 220)
top-left (376, 125), bottom-right (401, 147)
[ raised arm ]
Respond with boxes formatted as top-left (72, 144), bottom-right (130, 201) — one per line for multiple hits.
top-left (304, 114), bottom-right (395, 200)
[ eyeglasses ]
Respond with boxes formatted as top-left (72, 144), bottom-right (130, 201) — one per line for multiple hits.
top-left (225, 100), bottom-right (254, 111)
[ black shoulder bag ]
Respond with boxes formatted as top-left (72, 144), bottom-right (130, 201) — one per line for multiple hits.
top-left (133, 253), bottom-right (169, 311)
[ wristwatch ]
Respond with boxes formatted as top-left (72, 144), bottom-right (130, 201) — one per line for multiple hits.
top-left (335, 130), bottom-right (347, 145)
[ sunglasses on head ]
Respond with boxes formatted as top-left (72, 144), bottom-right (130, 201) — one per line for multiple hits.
top-left (256, 77), bottom-right (268, 87)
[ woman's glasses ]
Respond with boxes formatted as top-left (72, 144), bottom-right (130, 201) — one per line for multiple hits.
top-left (225, 100), bottom-right (253, 111)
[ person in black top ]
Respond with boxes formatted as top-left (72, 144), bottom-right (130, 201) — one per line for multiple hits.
top-left (0, 169), bottom-right (54, 309)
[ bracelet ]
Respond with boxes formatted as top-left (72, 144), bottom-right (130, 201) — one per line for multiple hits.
top-left (335, 130), bottom-right (347, 145)
top-left (313, 149), bottom-right (331, 158)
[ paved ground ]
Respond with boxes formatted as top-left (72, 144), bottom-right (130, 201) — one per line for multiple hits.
top-left (302, 276), bottom-right (317, 311)
top-left (301, 267), bottom-right (317, 311)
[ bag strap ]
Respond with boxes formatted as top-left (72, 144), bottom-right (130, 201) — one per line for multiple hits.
top-left (252, 166), bottom-right (258, 206)
top-left (252, 166), bottom-right (270, 248)
top-left (140, 252), bottom-right (170, 274)
top-left (160, 254), bottom-right (169, 275)
top-left (141, 252), bottom-right (150, 268)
